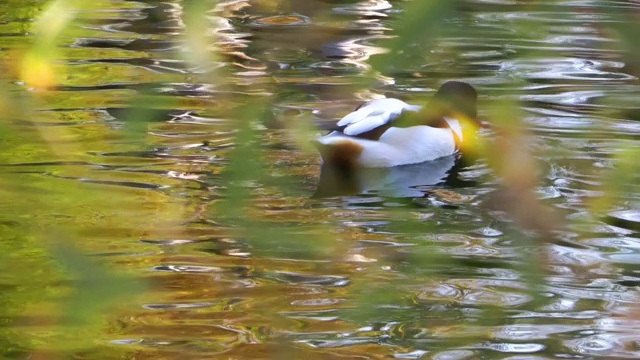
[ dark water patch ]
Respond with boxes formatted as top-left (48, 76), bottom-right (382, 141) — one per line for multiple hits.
top-left (263, 271), bottom-right (350, 287)
top-left (46, 173), bottom-right (169, 190)
top-left (144, 301), bottom-right (226, 310)
top-left (69, 58), bottom-right (193, 74)
top-left (91, 149), bottom-right (223, 162)
top-left (605, 210), bottom-right (640, 232)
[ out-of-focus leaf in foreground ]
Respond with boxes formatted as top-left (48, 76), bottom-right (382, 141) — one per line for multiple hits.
top-left (50, 241), bottom-right (145, 348)
top-left (21, 0), bottom-right (92, 89)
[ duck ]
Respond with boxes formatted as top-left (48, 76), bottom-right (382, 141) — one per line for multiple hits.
top-left (316, 81), bottom-right (481, 168)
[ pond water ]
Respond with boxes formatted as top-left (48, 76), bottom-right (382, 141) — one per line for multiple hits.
top-left (2, 0), bottom-right (640, 359)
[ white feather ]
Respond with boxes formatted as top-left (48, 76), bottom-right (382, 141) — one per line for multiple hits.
top-left (342, 115), bottom-right (386, 136)
top-left (336, 98), bottom-right (421, 136)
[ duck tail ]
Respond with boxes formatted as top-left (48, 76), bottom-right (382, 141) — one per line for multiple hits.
top-left (313, 140), bottom-right (364, 198)
top-left (314, 139), bottom-right (363, 171)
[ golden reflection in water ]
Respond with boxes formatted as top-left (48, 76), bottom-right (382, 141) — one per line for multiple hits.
top-left (207, 0), bottom-right (393, 103)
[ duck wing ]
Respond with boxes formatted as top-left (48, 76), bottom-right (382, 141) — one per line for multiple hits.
top-left (335, 98), bottom-right (422, 139)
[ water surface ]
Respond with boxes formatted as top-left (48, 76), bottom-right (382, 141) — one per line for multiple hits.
top-left (1, 0), bottom-right (640, 359)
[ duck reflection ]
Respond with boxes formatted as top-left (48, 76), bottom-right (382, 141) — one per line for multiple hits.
top-left (314, 155), bottom-right (475, 198)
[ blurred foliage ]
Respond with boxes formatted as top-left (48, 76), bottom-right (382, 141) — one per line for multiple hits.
top-left (21, 0), bottom-right (90, 89)
top-left (1, 0), bottom-right (640, 358)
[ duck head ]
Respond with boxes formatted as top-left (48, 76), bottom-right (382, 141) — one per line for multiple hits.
top-left (434, 81), bottom-right (478, 122)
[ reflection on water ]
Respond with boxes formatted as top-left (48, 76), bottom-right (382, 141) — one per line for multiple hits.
top-left (314, 155), bottom-right (459, 198)
top-left (2, 0), bottom-right (640, 359)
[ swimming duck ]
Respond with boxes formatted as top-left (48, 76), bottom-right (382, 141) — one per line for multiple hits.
top-left (316, 81), bottom-right (481, 168)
